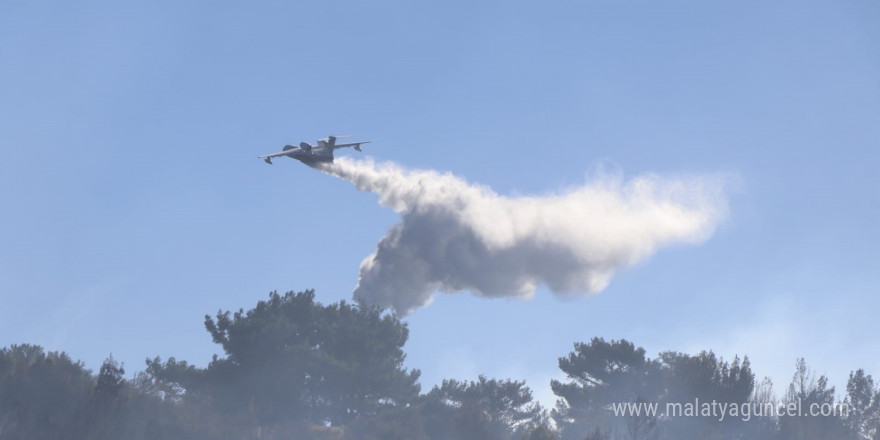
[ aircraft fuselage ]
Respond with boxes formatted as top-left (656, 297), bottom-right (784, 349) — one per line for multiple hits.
top-left (259, 136), bottom-right (369, 165)
top-left (284, 147), bottom-right (333, 164)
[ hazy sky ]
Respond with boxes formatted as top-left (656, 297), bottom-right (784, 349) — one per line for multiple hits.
top-left (2, 0), bottom-right (878, 405)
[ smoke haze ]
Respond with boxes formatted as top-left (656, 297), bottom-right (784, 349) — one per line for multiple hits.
top-left (319, 158), bottom-right (729, 315)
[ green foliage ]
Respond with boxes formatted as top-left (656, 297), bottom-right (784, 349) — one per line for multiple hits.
top-left (0, 344), bottom-right (93, 439)
top-left (521, 423), bottom-right (557, 440)
top-left (94, 355), bottom-right (125, 405)
top-left (551, 338), bottom-right (663, 440)
top-left (149, 290), bottom-right (421, 432)
top-left (657, 351), bottom-right (755, 438)
top-left (778, 358), bottom-right (853, 440)
top-left (0, 347), bottom-right (187, 440)
top-left (422, 375), bottom-right (545, 440)
top-left (658, 351), bottom-right (755, 404)
top-left (343, 405), bottom-right (430, 440)
top-left (582, 427), bottom-right (610, 440)
top-left (845, 369), bottom-right (880, 440)
top-left (3, 292), bottom-right (876, 440)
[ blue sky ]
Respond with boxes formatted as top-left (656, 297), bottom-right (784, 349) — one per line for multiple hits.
top-left (2, 1), bottom-right (878, 405)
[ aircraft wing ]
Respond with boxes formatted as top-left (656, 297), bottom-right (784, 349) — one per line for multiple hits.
top-left (257, 150), bottom-right (294, 164)
top-left (334, 141), bottom-right (371, 151)
top-left (258, 151), bottom-right (292, 159)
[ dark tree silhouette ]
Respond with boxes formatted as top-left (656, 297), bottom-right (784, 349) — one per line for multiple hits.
top-left (658, 351), bottom-right (755, 438)
top-left (423, 375), bottom-right (544, 440)
top-left (0, 345), bottom-right (93, 440)
top-left (845, 369), bottom-right (880, 440)
top-left (147, 290), bottom-right (421, 435)
top-left (778, 358), bottom-right (853, 440)
top-left (2, 294), bottom-right (876, 440)
top-left (551, 338), bottom-right (663, 440)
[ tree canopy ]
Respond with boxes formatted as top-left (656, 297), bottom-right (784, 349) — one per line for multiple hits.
top-left (2, 291), bottom-right (877, 440)
top-left (149, 290), bottom-right (421, 431)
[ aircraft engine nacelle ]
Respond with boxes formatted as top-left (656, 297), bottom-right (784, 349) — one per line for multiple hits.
top-left (299, 142), bottom-right (312, 152)
top-left (282, 145), bottom-right (296, 152)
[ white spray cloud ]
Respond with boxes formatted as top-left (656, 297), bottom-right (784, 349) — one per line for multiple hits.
top-left (318, 158), bottom-right (729, 316)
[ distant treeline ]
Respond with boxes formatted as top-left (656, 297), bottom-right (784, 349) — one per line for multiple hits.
top-left (1, 290), bottom-right (878, 440)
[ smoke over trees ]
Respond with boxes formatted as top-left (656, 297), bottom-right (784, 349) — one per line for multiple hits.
top-left (2, 290), bottom-right (878, 440)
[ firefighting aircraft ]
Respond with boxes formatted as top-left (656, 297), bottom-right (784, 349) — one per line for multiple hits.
top-left (258, 135), bottom-right (370, 165)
